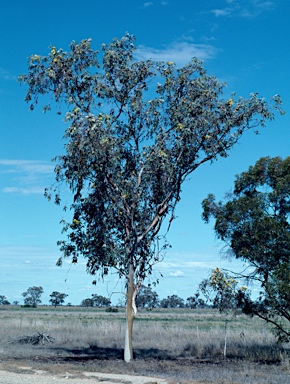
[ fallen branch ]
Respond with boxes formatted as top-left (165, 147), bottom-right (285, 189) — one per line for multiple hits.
top-left (3, 332), bottom-right (55, 345)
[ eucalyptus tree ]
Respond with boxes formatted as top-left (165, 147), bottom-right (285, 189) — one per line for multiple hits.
top-left (0, 295), bottom-right (10, 305)
top-left (202, 156), bottom-right (290, 341)
top-left (135, 285), bottom-right (159, 309)
top-left (22, 286), bottom-right (43, 308)
top-left (49, 291), bottom-right (68, 307)
top-left (19, 33), bottom-right (282, 361)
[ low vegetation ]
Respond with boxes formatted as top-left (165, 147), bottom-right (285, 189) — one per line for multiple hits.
top-left (0, 306), bottom-right (289, 383)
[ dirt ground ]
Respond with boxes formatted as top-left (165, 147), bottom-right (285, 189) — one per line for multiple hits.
top-left (0, 368), bottom-right (171, 384)
top-left (0, 354), bottom-right (289, 384)
top-left (0, 358), bottom-right (185, 384)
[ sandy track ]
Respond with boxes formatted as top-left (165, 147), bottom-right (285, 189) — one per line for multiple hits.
top-left (0, 368), bottom-right (170, 384)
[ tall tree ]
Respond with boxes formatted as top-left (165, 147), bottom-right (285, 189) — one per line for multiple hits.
top-left (49, 291), bottom-right (68, 307)
top-left (202, 156), bottom-right (290, 341)
top-left (19, 33), bottom-right (282, 361)
top-left (22, 286), bottom-right (43, 308)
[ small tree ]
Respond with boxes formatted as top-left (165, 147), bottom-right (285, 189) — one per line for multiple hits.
top-left (81, 298), bottom-right (94, 307)
top-left (135, 285), bottom-right (159, 309)
top-left (49, 291), bottom-right (68, 307)
top-left (0, 295), bottom-right (10, 305)
top-left (202, 156), bottom-right (290, 342)
top-left (199, 268), bottom-right (249, 312)
top-left (160, 294), bottom-right (185, 308)
top-left (22, 286), bottom-right (43, 307)
top-left (186, 292), bottom-right (207, 308)
top-left (199, 268), bottom-right (250, 357)
top-left (92, 294), bottom-right (111, 307)
top-left (19, 33), bottom-right (282, 361)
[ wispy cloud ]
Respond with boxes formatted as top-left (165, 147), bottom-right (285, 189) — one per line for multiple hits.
top-left (141, 1), bottom-right (154, 8)
top-left (169, 270), bottom-right (185, 277)
top-left (2, 186), bottom-right (47, 195)
top-left (0, 159), bottom-right (54, 195)
top-left (157, 249), bottom-right (248, 277)
top-left (136, 41), bottom-right (217, 67)
top-left (211, 0), bottom-right (275, 18)
top-left (0, 67), bottom-right (17, 81)
top-left (211, 8), bottom-right (232, 17)
top-left (0, 159), bottom-right (54, 174)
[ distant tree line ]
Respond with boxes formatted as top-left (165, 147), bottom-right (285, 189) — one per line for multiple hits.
top-left (0, 284), bottom-right (213, 309)
top-left (0, 287), bottom-right (69, 308)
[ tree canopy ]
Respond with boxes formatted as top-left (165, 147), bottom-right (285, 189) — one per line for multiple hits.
top-left (49, 291), bottom-right (68, 307)
top-left (0, 295), bottom-right (10, 305)
top-left (22, 286), bottom-right (44, 308)
top-left (19, 33), bottom-right (282, 360)
top-left (135, 285), bottom-right (159, 308)
top-left (160, 294), bottom-right (185, 308)
top-left (202, 156), bottom-right (290, 341)
top-left (199, 268), bottom-right (249, 313)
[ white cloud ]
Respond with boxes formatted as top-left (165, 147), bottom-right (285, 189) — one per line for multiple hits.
top-left (210, 0), bottom-right (275, 19)
top-left (2, 186), bottom-right (46, 195)
top-left (211, 8), bottom-right (232, 17)
top-left (0, 159), bottom-right (54, 195)
top-left (143, 2), bottom-right (153, 7)
top-left (136, 41), bottom-right (217, 67)
top-left (0, 159), bottom-right (54, 174)
top-left (0, 68), bottom-right (16, 81)
top-left (169, 270), bottom-right (184, 277)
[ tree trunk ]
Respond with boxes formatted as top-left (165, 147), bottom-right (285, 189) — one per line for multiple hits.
top-left (124, 264), bottom-right (136, 362)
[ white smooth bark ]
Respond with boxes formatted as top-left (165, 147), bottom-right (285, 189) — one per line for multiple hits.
top-left (124, 320), bottom-right (131, 362)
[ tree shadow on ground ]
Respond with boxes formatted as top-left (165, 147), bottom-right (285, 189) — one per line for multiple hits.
top-left (50, 345), bottom-right (175, 361)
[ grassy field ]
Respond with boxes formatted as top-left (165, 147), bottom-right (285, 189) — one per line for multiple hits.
top-left (0, 306), bottom-right (289, 383)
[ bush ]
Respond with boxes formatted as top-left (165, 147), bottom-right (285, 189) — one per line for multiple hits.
top-left (105, 307), bottom-right (118, 313)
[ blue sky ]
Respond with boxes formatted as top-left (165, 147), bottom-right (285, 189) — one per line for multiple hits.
top-left (1, 0), bottom-right (290, 305)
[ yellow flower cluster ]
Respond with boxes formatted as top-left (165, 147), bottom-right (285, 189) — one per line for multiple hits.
top-left (31, 54), bottom-right (40, 62)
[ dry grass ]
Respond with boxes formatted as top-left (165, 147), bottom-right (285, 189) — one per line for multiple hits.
top-left (0, 306), bottom-right (289, 383)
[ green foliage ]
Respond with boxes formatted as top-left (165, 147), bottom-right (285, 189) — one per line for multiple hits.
top-left (19, 33), bottom-right (282, 288)
top-left (0, 295), bottom-right (10, 305)
top-left (91, 294), bottom-right (111, 307)
top-left (22, 286), bottom-right (44, 308)
top-left (105, 307), bottom-right (119, 312)
top-left (49, 291), bottom-right (68, 307)
top-left (135, 285), bottom-right (159, 308)
top-left (80, 294), bottom-right (111, 307)
top-left (202, 156), bottom-right (290, 341)
top-left (186, 292), bottom-right (207, 308)
top-left (160, 294), bottom-right (185, 308)
top-left (199, 268), bottom-right (250, 313)
top-left (80, 298), bottom-right (94, 307)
